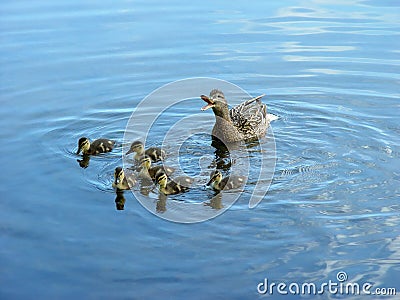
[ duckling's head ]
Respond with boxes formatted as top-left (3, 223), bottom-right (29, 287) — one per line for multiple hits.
top-left (77, 137), bottom-right (90, 154)
top-left (114, 167), bottom-right (125, 185)
top-left (126, 140), bottom-right (144, 155)
top-left (200, 89), bottom-right (229, 117)
top-left (206, 170), bottom-right (223, 186)
top-left (140, 155), bottom-right (152, 169)
top-left (155, 172), bottom-right (168, 187)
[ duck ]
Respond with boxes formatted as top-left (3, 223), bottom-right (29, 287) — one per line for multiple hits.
top-left (76, 137), bottom-right (115, 155)
top-left (200, 89), bottom-right (278, 142)
top-left (125, 141), bottom-right (165, 162)
top-left (206, 170), bottom-right (246, 191)
top-left (138, 156), bottom-right (175, 181)
top-left (112, 167), bottom-right (136, 190)
top-left (155, 172), bottom-right (194, 195)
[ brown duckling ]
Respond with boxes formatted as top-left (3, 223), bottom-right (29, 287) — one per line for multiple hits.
top-left (125, 141), bottom-right (165, 162)
top-left (76, 137), bottom-right (115, 155)
top-left (206, 170), bottom-right (246, 191)
top-left (155, 172), bottom-right (194, 195)
top-left (112, 167), bottom-right (136, 190)
top-left (138, 156), bottom-right (175, 181)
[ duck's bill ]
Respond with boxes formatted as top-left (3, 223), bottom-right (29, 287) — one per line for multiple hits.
top-left (200, 95), bottom-right (215, 111)
top-left (125, 149), bottom-right (133, 155)
top-left (76, 147), bottom-right (82, 155)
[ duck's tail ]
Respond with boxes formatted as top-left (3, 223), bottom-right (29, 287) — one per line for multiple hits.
top-left (266, 113), bottom-right (279, 122)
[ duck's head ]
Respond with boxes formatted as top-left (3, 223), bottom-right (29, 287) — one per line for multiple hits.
top-left (114, 167), bottom-right (125, 185)
top-left (126, 140), bottom-right (144, 155)
top-left (155, 172), bottom-right (168, 187)
top-left (200, 89), bottom-right (229, 114)
top-left (206, 170), bottom-right (223, 186)
top-left (77, 137), bottom-right (90, 154)
top-left (140, 155), bottom-right (152, 169)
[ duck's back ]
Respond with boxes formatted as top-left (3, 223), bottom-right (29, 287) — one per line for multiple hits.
top-left (220, 175), bottom-right (246, 190)
top-left (229, 97), bottom-right (268, 139)
top-left (90, 139), bottom-right (115, 154)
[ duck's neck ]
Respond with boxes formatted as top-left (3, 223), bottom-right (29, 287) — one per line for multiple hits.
top-left (82, 143), bottom-right (92, 155)
top-left (212, 104), bottom-right (231, 121)
top-left (135, 146), bottom-right (145, 158)
top-left (212, 116), bottom-right (242, 143)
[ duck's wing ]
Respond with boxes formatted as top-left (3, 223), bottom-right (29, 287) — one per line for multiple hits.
top-left (229, 95), bottom-right (267, 137)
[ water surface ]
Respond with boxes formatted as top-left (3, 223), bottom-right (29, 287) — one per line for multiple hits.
top-left (1, 0), bottom-right (399, 298)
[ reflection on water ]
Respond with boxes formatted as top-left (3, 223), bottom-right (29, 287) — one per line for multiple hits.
top-left (77, 154), bottom-right (91, 169)
top-left (204, 192), bottom-right (224, 210)
top-left (1, 0), bottom-right (399, 298)
top-left (114, 191), bottom-right (126, 210)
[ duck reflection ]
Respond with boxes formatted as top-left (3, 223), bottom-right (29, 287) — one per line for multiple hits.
top-left (114, 191), bottom-right (126, 210)
top-left (211, 137), bottom-right (232, 171)
top-left (204, 192), bottom-right (223, 210)
top-left (77, 154), bottom-right (90, 169)
top-left (156, 193), bottom-right (167, 213)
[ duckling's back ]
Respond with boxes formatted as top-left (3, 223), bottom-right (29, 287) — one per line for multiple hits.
top-left (220, 175), bottom-right (246, 190)
top-left (91, 139), bottom-right (115, 154)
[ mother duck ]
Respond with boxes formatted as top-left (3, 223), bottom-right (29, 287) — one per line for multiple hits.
top-left (200, 89), bottom-right (277, 143)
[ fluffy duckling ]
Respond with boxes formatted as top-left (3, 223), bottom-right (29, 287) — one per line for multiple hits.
top-left (200, 89), bottom-right (278, 142)
top-left (138, 156), bottom-right (175, 181)
top-left (155, 172), bottom-right (194, 195)
top-left (125, 141), bottom-right (165, 162)
top-left (112, 167), bottom-right (136, 190)
top-left (206, 170), bottom-right (246, 191)
top-left (76, 137), bottom-right (115, 155)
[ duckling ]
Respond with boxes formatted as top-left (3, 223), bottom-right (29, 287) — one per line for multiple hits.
top-left (125, 141), bottom-right (165, 162)
top-left (112, 167), bottom-right (136, 190)
top-left (76, 137), bottom-right (115, 155)
top-left (200, 89), bottom-right (278, 142)
top-left (155, 172), bottom-right (194, 195)
top-left (206, 170), bottom-right (246, 191)
top-left (138, 156), bottom-right (175, 181)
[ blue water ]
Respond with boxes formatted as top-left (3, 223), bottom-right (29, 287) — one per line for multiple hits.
top-left (1, 0), bottom-right (399, 299)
